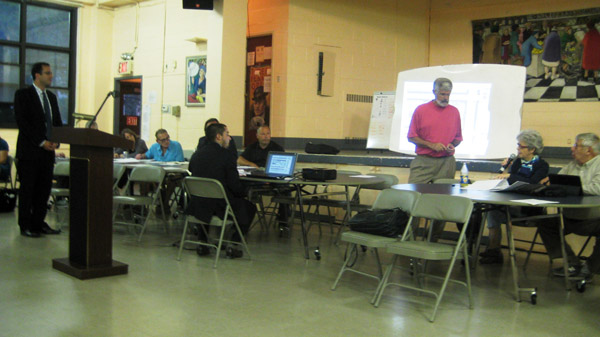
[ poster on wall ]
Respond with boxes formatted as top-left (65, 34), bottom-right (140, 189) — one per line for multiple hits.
top-left (244, 65), bottom-right (271, 143)
top-left (472, 7), bottom-right (600, 102)
top-left (186, 55), bottom-right (207, 106)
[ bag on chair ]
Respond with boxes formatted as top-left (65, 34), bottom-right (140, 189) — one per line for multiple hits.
top-left (0, 188), bottom-right (17, 212)
top-left (349, 208), bottom-right (409, 237)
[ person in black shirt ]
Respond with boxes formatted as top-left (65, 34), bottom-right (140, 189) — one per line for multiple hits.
top-left (238, 125), bottom-right (290, 229)
top-left (188, 123), bottom-right (255, 258)
top-left (238, 125), bottom-right (283, 168)
top-left (196, 118), bottom-right (238, 158)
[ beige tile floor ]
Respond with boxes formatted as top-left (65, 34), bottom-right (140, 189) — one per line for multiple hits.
top-left (1, 210), bottom-right (599, 337)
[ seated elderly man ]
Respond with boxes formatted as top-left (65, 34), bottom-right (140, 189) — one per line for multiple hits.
top-left (537, 133), bottom-right (600, 282)
top-left (237, 125), bottom-right (283, 168)
top-left (136, 129), bottom-right (185, 213)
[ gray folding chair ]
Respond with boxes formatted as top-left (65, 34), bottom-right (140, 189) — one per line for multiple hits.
top-left (49, 161), bottom-right (70, 228)
top-left (113, 165), bottom-right (167, 242)
top-left (351, 173), bottom-right (400, 212)
top-left (113, 164), bottom-right (127, 195)
top-left (1, 155), bottom-right (14, 189)
top-left (331, 189), bottom-right (420, 303)
top-left (177, 177), bottom-right (251, 268)
top-left (374, 194), bottom-right (474, 322)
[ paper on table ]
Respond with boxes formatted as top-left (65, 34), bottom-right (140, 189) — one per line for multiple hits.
top-left (510, 199), bottom-right (559, 205)
top-left (350, 175), bottom-right (376, 178)
top-left (463, 179), bottom-right (505, 190)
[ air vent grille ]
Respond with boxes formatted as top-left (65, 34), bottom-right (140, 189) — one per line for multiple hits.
top-left (346, 94), bottom-right (373, 103)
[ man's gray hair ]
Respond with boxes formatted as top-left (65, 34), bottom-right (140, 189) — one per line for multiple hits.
top-left (576, 133), bottom-right (600, 154)
top-left (517, 129), bottom-right (544, 154)
top-left (433, 78), bottom-right (453, 92)
top-left (256, 124), bottom-right (270, 134)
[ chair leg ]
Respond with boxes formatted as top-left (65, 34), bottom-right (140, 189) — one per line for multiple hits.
top-left (331, 243), bottom-right (354, 291)
top-left (213, 225), bottom-right (227, 269)
top-left (463, 242), bottom-right (474, 309)
top-left (577, 235), bottom-right (593, 258)
top-left (177, 218), bottom-right (190, 261)
top-left (374, 255), bottom-right (398, 307)
top-left (430, 246), bottom-right (462, 322)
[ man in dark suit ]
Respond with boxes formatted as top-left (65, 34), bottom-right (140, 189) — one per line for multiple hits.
top-left (187, 123), bottom-right (256, 258)
top-left (14, 62), bottom-right (63, 237)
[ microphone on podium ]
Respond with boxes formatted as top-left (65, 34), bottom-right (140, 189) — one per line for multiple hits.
top-left (498, 154), bottom-right (516, 173)
top-left (89, 90), bottom-right (117, 128)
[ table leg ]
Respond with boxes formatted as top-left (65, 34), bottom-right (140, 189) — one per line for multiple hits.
top-left (557, 208), bottom-right (572, 291)
top-left (295, 183), bottom-right (310, 259)
top-left (505, 207), bottom-right (538, 304)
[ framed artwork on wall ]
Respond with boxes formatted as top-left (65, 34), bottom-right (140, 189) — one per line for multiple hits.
top-left (186, 55), bottom-right (207, 106)
top-left (472, 7), bottom-right (600, 102)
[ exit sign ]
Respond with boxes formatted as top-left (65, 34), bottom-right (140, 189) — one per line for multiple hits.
top-left (126, 116), bottom-right (138, 126)
top-left (118, 61), bottom-right (133, 75)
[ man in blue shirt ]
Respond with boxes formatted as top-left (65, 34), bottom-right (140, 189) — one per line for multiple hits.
top-left (135, 129), bottom-right (185, 214)
top-left (136, 129), bottom-right (184, 162)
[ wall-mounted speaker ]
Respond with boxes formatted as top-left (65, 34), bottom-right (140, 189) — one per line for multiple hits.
top-left (182, 0), bottom-right (214, 10)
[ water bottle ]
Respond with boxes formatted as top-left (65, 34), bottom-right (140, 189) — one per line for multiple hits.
top-left (460, 163), bottom-right (469, 187)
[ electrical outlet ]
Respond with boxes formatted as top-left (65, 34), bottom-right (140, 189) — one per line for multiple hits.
top-left (567, 138), bottom-right (572, 145)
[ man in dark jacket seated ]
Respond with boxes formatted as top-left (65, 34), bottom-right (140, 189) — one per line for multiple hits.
top-left (187, 123), bottom-right (256, 258)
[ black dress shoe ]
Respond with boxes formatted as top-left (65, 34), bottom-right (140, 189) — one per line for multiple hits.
top-left (20, 229), bottom-right (42, 238)
top-left (196, 245), bottom-right (211, 256)
top-left (40, 225), bottom-right (61, 235)
top-left (226, 247), bottom-right (243, 259)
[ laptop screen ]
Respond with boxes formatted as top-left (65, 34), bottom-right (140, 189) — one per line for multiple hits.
top-left (265, 152), bottom-right (297, 177)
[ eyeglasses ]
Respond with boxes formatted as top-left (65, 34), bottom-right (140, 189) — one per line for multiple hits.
top-left (157, 136), bottom-right (170, 143)
top-left (517, 143), bottom-right (530, 149)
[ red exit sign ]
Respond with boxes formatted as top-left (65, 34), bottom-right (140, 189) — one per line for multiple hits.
top-left (118, 61), bottom-right (133, 75)
top-left (126, 116), bottom-right (138, 126)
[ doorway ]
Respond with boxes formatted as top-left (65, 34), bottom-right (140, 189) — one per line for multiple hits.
top-left (244, 35), bottom-right (272, 146)
top-left (113, 77), bottom-right (142, 137)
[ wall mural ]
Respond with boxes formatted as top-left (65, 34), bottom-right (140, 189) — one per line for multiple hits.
top-left (472, 7), bottom-right (600, 102)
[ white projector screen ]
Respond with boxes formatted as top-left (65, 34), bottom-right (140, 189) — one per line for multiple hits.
top-left (388, 64), bottom-right (526, 159)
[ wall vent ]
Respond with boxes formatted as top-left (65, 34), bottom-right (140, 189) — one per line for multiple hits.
top-left (346, 94), bottom-right (373, 103)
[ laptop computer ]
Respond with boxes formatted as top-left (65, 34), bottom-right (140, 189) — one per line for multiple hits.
top-left (548, 174), bottom-right (583, 196)
top-left (249, 152), bottom-right (297, 180)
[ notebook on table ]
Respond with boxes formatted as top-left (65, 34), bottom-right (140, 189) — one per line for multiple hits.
top-left (248, 152), bottom-right (297, 180)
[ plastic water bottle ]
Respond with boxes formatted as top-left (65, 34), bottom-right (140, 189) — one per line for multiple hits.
top-left (460, 163), bottom-right (469, 187)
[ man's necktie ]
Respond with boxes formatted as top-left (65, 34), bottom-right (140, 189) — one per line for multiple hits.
top-left (42, 91), bottom-right (52, 139)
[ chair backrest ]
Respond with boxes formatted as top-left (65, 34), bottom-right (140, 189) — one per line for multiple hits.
top-left (128, 165), bottom-right (166, 184)
top-left (372, 189), bottom-right (420, 213)
top-left (183, 176), bottom-right (227, 201)
top-left (113, 164), bottom-right (126, 192)
top-left (411, 194), bottom-right (473, 224)
top-left (365, 173), bottom-right (399, 190)
top-left (1, 155), bottom-right (13, 183)
top-left (113, 164), bottom-right (126, 182)
top-left (53, 161), bottom-right (70, 177)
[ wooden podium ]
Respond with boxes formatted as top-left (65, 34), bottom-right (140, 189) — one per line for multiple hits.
top-left (51, 127), bottom-right (133, 280)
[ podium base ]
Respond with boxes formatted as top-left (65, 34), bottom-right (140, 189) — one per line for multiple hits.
top-left (52, 258), bottom-right (128, 280)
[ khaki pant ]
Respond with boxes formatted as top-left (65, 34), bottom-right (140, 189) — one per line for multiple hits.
top-left (408, 155), bottom-right (456, 184)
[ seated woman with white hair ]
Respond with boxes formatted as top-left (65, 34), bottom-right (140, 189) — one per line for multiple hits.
top-left (480, 129), bottom-right (549, 264)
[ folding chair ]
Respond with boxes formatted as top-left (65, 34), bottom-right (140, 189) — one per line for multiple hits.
top-left (113, 164), bottom-right (126, 195)
top-left (113, 165), bottom-right (167, 241)
top-left (374, 194), bottom-right (474, 322)
top-left (331, 189), bottom-right (420, 303)
top-left (0, 155), bottom-right (14, 189)
top-left (177, 177), bottom-right (251, 268)
top-left (49, 161), bottom-right (70, 228)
